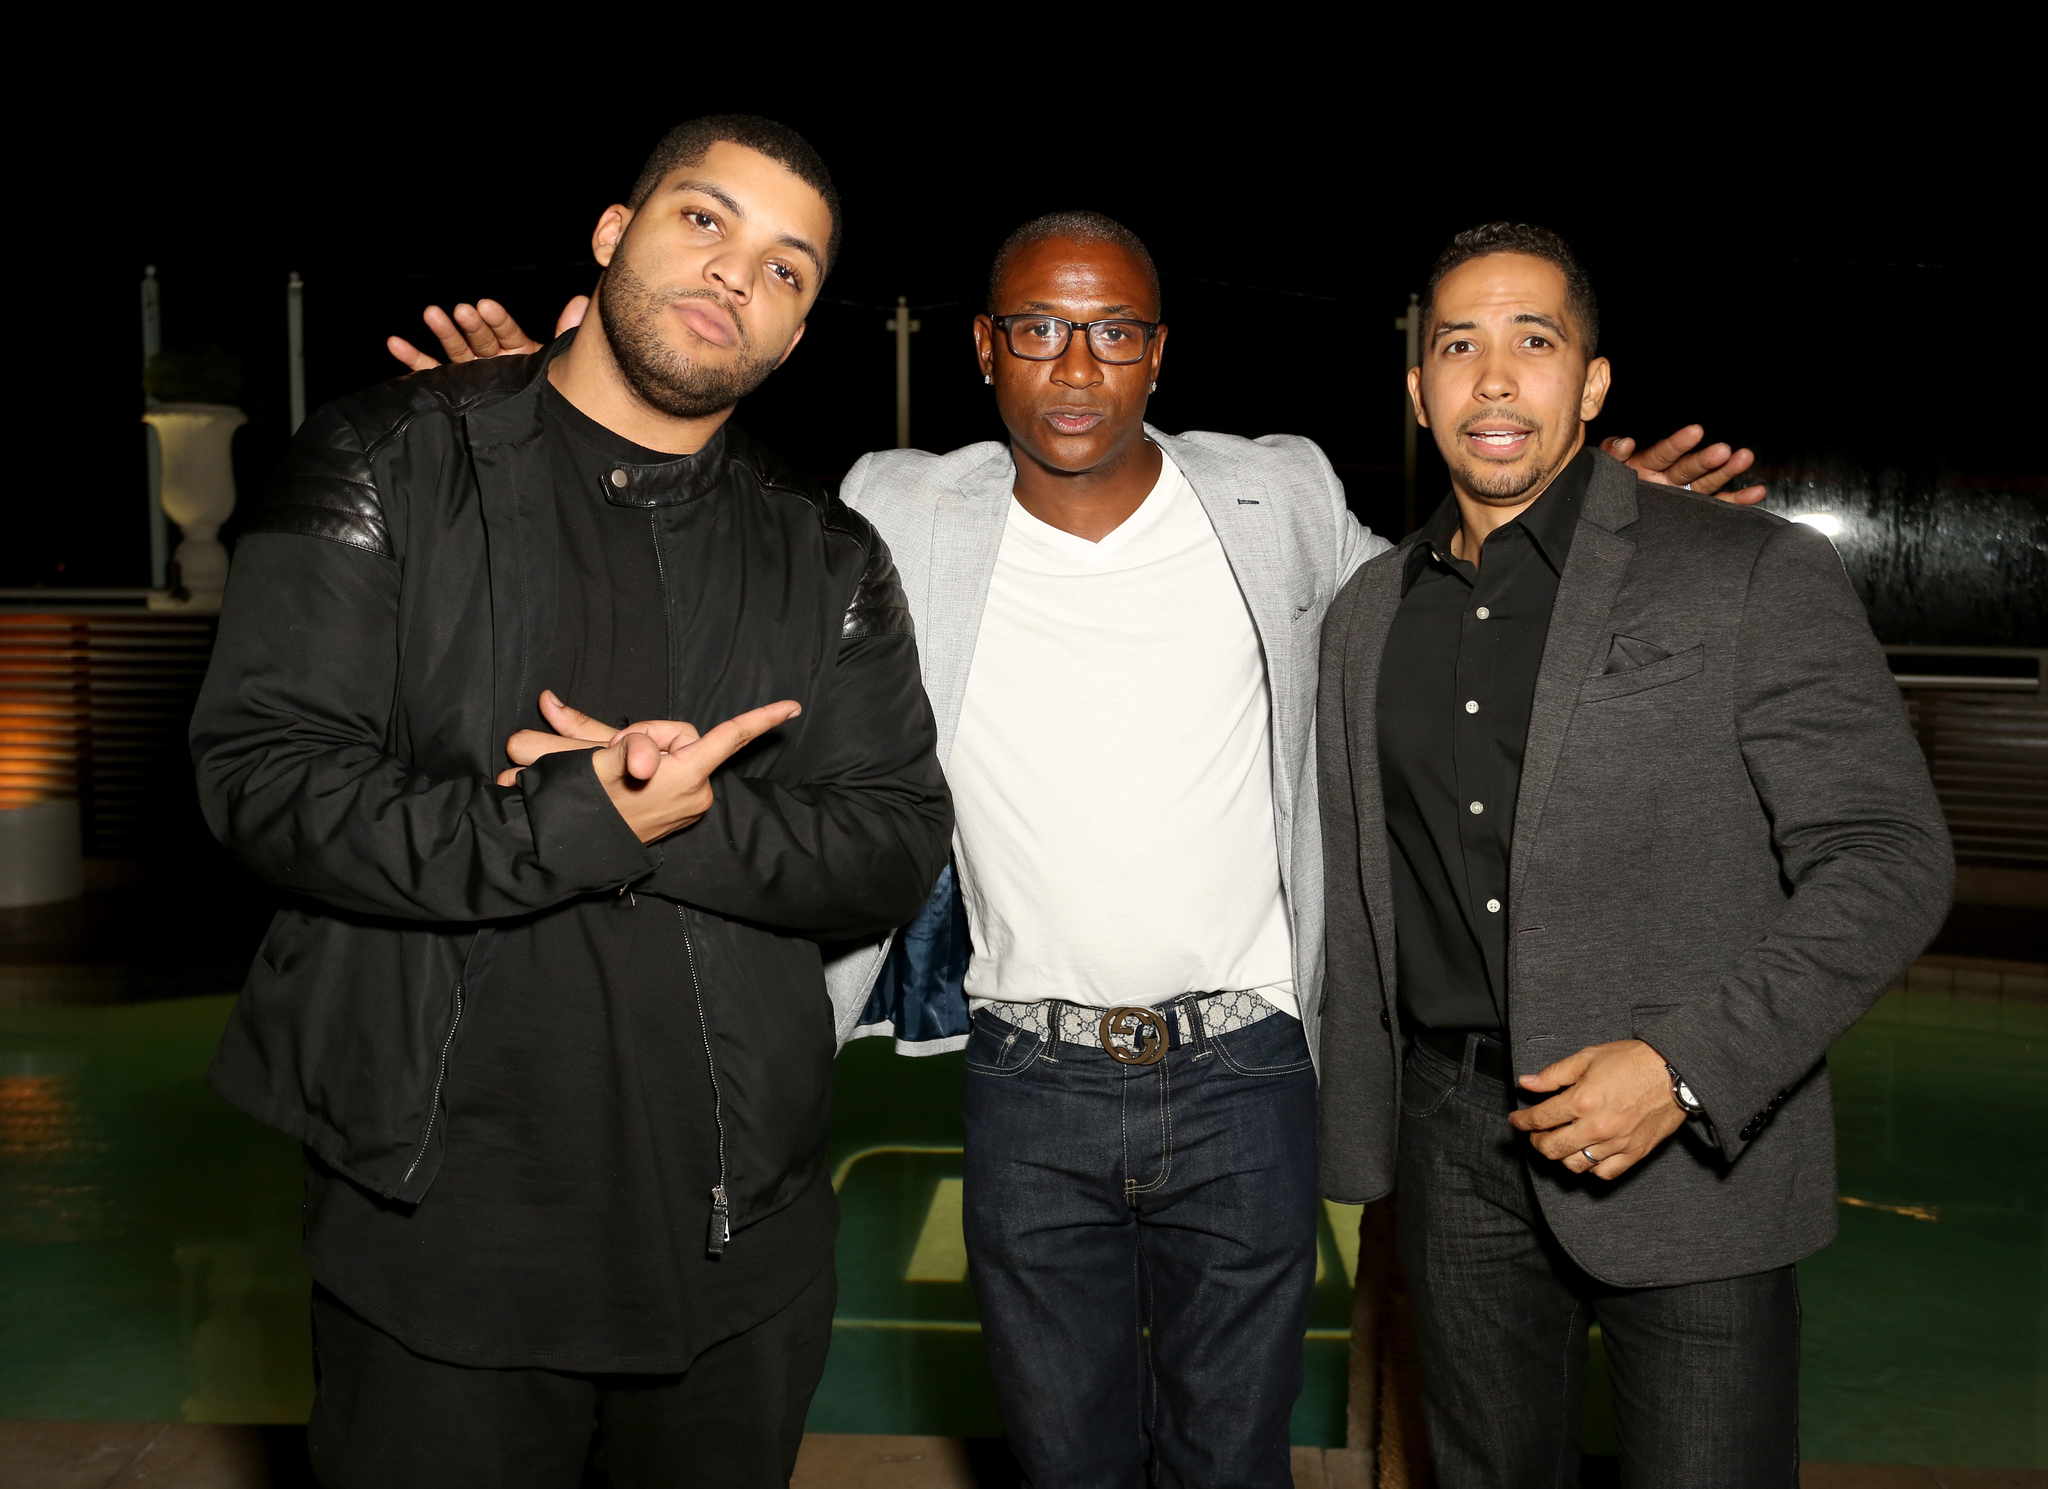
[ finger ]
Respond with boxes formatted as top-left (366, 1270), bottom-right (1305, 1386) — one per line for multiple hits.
top-left (676, 701), bottom-right (803, 773)
top-left (505, 730), bottom-right (602, 767)
top-left (475, 299), bottom-right (542, 355)
top-left (1509, 1094), bottom-right (1579, 1132)
top-left (1599, 435), bottom-right (1636, 461)
top-left (1627, 424), bottom-right (1705, 475)
top-left (1685, 446), bottom-right (1755, 495)
top-left (386, 335), bottom-right (443, 373)
top-left (1662, 442), bottom-right (1734, 489)
top-left (1714, 484), bottom-right (1768, 506)
top-left (420, 305), bottom-right (477, 363)
top-left (496, 767), bottom-right (525, 787)
top-left (556, 295), bottom-right (591, 336)
top-left (1518, 1051), bottom-right (1591, 1093)
top-left (538, 690), bottom-right (619, 744)
top-left (607, 719), bottom-right (702, 750)
top-left (619, 731), bottom-right (665, 781)
top-left (450, 303), bottom-right (504, 359)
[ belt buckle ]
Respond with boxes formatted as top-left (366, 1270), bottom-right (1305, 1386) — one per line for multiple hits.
top-left (1097, 1006), bottom-right (1168, 1065)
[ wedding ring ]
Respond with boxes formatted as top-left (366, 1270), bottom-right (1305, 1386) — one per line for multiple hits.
top-left (1581, 1148), bottom-right (1598, 1165)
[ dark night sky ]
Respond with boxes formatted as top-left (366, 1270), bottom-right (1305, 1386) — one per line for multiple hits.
top-left (15, 58), bottom-right (2033, 588)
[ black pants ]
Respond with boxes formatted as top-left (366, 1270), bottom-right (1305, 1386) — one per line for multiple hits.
top-left (1397, 1037), bottom-right (1800, 1489)
top-left (306, 1265), bottom-right (835, 1489)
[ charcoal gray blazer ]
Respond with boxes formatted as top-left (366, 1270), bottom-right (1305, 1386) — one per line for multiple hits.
top-left (1316, 450), bottom-right (1952, 1287)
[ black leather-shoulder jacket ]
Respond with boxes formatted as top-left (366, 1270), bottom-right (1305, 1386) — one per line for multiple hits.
top-left (192, 339), bottom-right (951, 1217)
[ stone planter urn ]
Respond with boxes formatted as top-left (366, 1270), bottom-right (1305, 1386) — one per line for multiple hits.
top-left (143, 402), bottom-right (247, 612)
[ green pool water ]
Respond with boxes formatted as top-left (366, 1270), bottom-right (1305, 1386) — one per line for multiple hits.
top-left (0, 989), bottom-right (2040, 1466)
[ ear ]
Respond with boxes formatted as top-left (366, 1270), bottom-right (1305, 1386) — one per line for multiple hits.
top-left (1579, 356), bottom-right (1612, 422)
top-left (1149, 322), bottom-right (1169, 381)
top-left (773, 320), bottom-right (809, 370)
top-left (972, 315), bottom-right (996, 379)
top-left (1407, 363), bottom-right (1431, 430)
top-left (592, 204), bottom-right (633, 268)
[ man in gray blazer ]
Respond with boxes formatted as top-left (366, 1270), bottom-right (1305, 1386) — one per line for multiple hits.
top-left (1316, 223), bottom-right (1952, 1485)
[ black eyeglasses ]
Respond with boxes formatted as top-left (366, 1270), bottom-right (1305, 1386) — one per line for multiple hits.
top-left (990, 313), bottom-right (1162, 365)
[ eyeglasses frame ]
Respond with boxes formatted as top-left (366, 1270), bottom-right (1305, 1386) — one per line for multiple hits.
top-left (987, 312), bottom-right (1165, 365)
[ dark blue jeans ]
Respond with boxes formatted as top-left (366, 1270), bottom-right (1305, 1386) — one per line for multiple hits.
top-left (961, 1004), bottom-right (1320, 1489)
top-left (1398, 1037), bottom-right (1801, 1488)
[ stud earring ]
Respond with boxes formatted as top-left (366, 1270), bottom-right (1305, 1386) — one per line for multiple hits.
top-left (983, 374), bottom-right (993, 385)
top-left (1149, 381), bottom-right (1158, 393)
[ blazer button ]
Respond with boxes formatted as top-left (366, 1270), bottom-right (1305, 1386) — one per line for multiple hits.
top-left (1379, 1008), bottom-right (1392, 1032)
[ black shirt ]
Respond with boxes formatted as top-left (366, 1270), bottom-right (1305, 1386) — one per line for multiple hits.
top-left (305, 381), bottom-right (834, 1372)
top-left (1376, 447), bottom-right (1593, 1033)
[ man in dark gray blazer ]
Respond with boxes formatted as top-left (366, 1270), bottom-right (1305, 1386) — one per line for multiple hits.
top-left (1316, 222), bottom-right (1952, 1486)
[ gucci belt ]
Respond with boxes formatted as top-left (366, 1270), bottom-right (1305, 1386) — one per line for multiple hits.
top-left (1097, 1006), bottom-right (1170, 1066)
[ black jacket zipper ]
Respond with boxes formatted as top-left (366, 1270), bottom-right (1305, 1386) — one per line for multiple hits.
top-left (677, 905), bottom-right (731, 1255)
top-left (402, 982), bottom-right (465, 1186)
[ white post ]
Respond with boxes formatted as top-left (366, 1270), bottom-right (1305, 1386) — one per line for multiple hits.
top-left (287, 271), bottom-right (306, 432)
top-left (1399, 291), bottom-right (1420, 534)
top-left (143, 266), bottom-right (169, 588)
top-left (885, 295), bottom-right (921, 449)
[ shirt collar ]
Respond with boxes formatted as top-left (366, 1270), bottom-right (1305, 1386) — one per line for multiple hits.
top-left (1402, 443), bottom-right (1598, 592)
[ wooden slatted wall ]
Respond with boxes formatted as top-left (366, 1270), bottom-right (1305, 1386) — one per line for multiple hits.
top-left (1903, 685), bottom-right (2048, 871)
top-left (0, 611), bottom-right (218, 857)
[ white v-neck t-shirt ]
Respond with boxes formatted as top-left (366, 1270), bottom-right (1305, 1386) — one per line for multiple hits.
top-left (949, 450), bottom-right (1296, 1015)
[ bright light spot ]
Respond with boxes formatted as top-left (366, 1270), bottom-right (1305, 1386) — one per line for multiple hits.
top-left (1790, 512), bottom-right (1843, 537)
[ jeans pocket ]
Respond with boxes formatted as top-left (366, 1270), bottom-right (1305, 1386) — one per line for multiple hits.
top-left (1399, 1049), bottom-right (1457, 1119)
top-left (963, 1010), bottom-right (1038, 1077)
top-left (1210, 1016), bottom-right (1316, 1077)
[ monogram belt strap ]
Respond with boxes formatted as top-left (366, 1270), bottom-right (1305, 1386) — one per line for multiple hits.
top-left (972, 989), bottom-right (1279, 1065)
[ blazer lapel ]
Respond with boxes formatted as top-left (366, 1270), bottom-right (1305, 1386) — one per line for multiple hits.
top-left (1507, 454), bottom-right (1639, 911)
top-left (1339, 545), bottom-right (1415, 1001)
top-left (922, 446), bottom-right (1015, 766)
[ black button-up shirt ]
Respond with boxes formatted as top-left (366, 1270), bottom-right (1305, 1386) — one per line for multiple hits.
top-left (1376, 447), bottom-right (1595, 1032)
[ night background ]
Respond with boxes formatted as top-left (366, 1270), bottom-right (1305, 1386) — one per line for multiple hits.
top-left (2, 54), bottom-right (2045, 1482)
top-left (15, 70), bottom-right (2042, 645)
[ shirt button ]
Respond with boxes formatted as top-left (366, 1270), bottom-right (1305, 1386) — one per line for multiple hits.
top-left (610, 469), bottom-right (629, 487)
top-left (1469, 801), bottom-right (1485, 815)
top-left (1486, 898), bottom-right (1501, 913)
top-left (1464, 700), bottom-right (1479, 714)
top-left (1475, 606), bottom-right (1491, 619)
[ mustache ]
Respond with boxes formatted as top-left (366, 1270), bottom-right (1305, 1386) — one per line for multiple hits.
top-left (1456, 411), bottom-right (1540, 435)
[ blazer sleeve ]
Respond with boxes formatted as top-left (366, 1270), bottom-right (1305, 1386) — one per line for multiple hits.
top-left (1315, 586), bottom-right (1400, 1203)
top-left (1632, 522), bottom-right (1952, 1160)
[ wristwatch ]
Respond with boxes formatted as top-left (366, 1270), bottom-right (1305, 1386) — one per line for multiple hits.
top-left (1666, 1063), bottom-right (1705, 1118)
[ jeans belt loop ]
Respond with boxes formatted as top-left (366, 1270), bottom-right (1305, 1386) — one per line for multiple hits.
top-left (1179, 992), bottom-right (1214, 1061)
top-left (1043, 998), bottom-right (1064, 1064)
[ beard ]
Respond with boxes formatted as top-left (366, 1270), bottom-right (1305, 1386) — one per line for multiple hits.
top-left (596, 246), bottom-right (785, 419)
top-left (1450, 413), bottom-right (1564, 505)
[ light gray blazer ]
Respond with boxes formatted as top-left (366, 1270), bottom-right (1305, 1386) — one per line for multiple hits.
top-left (1317, 452), bottom-right (1953, 1285)
top-left (822, 426), bottom-right (1390, 1055)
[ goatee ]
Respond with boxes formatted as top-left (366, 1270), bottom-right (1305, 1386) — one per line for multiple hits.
top-left (597, 249), bottom-right (784, 420)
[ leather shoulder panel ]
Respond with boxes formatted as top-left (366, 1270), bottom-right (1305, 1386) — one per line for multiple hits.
top-left (243, 400), bottom-right (395, 559)
top-left (842, 522), bottom-right (915, 641)
top-left (243, 355), bottom-right (548, 561)
top-left (721, 427), bottom-right (913, 640)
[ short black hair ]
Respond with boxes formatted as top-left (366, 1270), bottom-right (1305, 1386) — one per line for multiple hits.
top-left (1422, 222), bottom-right (1598, 358)
top-left (627, 114), bottom-right (842, 275)
top-left (988, 210), bottom-right (1162, 317)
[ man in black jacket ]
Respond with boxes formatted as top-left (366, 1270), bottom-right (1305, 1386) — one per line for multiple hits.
top-left (191, 116), bottom-right (951, 1489)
